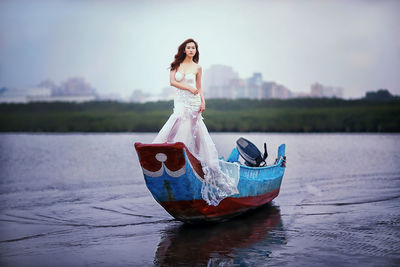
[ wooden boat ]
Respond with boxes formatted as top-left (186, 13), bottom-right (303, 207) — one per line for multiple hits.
top-left (134, 142), bottom-right (286, 223)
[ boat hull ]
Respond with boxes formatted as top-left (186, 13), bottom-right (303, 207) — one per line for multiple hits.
top-left (134, 142), bottom-right (286, 223)
top-left (160, 188), bottom-right (281, 223)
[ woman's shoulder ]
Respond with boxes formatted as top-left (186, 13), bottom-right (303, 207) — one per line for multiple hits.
top-left (195, 63), bottom-right (202, 71)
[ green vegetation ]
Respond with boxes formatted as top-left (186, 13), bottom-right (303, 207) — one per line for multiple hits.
top-left (0, 98), bottom-right (399, 132)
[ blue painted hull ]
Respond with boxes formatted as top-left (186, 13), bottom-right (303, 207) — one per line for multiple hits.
top-left (135, 142), bottom-right (286, 223)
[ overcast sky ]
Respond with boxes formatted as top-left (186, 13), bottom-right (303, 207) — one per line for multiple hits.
top-left (0, 0), bottom-right (399, 98)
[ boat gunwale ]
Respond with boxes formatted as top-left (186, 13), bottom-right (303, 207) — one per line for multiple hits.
top-left (221, 155), bottom-right (285, 171)
top-left (221, 144), bottom-right (286, 171)
top-left (136, 141), bottom-right (286, 171)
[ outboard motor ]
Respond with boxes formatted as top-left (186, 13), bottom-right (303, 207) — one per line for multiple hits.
top-left (236, 137), bottom-right (268, 167)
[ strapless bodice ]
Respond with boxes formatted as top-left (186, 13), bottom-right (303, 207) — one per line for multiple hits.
top-left (174, 71), bottom-right (201, 112)
top-left (175, 71), bottom-right (196, 85)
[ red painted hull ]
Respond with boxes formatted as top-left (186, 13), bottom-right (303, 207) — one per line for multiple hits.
top-left (135, 142), bottom-right (286, 223)
top-left (159, 188), bottom-right (281, 223)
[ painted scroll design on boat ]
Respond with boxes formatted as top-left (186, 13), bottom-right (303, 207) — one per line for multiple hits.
top-left (140, 152), bottom-right (184, 177)
top-left (140, 151), bottom-right (204, 181)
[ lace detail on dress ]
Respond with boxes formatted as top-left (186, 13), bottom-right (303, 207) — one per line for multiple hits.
top-left (152, 70), bottom-right (239, 206)
top-left (201, 155), bottom-right (239, 206)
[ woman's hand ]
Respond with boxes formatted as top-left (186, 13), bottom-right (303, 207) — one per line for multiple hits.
top-left (189, 87), bottom-right (199, 95)
top-left (199, 101), bottom-right (206, 112)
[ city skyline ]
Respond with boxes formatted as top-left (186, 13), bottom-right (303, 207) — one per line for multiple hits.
top-left (1, 0), bottom-right (399, 99)
top-left (0, 62), bottom-right (343, 102)
top-left (1, 63), bottom-right (392, 103)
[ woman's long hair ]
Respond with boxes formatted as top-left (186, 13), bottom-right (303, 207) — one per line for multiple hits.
top-left (170, 38), bottom-right (199, 71)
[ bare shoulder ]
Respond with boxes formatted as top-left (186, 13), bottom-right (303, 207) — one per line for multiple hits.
top-left (196, 64), bottom-right (202, 73)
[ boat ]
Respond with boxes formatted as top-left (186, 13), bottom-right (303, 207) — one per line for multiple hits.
top-left (134, 140), bottom-right (286, 223)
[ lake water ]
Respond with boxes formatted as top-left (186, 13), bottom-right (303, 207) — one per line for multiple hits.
top-left (0, 133), bottom-right (399, 266)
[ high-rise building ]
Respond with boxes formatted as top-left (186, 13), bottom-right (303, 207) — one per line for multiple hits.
top-left (261, 81), bottom-right (292, 99)
top-left (246, 73), bottom-right (263, 99)
top-left (229, 78), bottom-right (246, 99)
top-left (0, 87), bottom-right (51, 103)
top-left (310, 83), bottom-right (343, 98)
top-left (204, 65), bottom-right (239, 98)
top-left (203, 65), bottom-right (294, 100)
top-left (54, 77), bottom-right (97, 97)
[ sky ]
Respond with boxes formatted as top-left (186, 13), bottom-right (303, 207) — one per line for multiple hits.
top-left (0, 0), bottom-right (399, 99)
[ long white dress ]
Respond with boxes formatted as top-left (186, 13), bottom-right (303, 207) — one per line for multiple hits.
top-left (153, 70), bottom-right (239, 206)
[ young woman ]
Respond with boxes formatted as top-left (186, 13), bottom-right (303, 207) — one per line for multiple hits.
top-left (153, 38), bottom-right (238, 206)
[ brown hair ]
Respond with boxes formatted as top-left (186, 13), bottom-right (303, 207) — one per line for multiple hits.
top-left (170, 38), bottom-right (199, 71)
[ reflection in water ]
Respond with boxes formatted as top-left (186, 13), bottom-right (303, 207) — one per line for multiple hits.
top-left (154, 204), bottom-right (285, 266)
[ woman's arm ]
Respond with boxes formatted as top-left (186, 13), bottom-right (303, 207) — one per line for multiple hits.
top-left (196, 66), bottom-right (206, 112)
top-left (170, 69), bottom-right (198, 95)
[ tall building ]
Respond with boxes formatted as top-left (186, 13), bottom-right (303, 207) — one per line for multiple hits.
top-left (261, 81), bottom-right (292, 99)
top-left (38, 80), bottom-right (57, 92)
top-left (203, 65), bottom-right (293, 100)
top-left (229, 78), bottom-right (246, 99)
top-left (33, 77), bottom-right (97, 102)
top-left (261, 82), bottom-right (275, 99)
top-left (0, 87), bottom-right (51, 103)
top-left (310, 83), bottom-right (343, 98)
top-left (54, 77), bottom-right (97, 97)
top-left (246, 73), bottom-right (263, 99)
top-left (273, 84), bottom-right (292, 99)
top-left (204, 65), bottom-right (239, 98)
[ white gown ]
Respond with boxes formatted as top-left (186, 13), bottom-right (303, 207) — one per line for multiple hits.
top-left (153, 70), bottom-right (239, 206)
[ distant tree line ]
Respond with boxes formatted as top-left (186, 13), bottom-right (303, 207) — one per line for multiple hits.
top-left (364, 89), bottom-right (396, 101)
top-left (0, 98), bottom-right (399, 132)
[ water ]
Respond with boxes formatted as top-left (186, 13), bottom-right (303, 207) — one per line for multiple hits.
top-left (0, 133), bottom-right (399, 266)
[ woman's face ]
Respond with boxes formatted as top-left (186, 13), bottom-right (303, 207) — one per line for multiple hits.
top-left (185, 42), bottom-right (196, 57)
